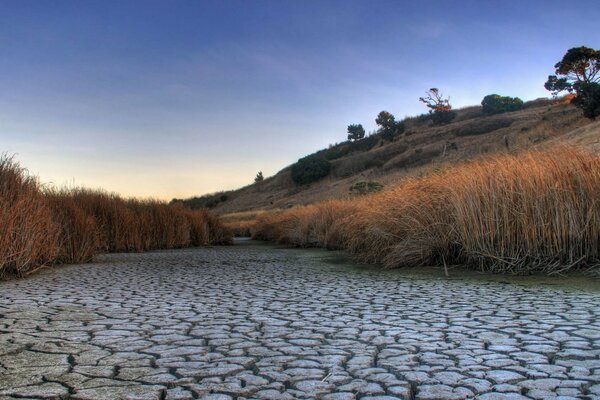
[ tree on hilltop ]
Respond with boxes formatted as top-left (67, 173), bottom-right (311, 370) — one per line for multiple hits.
top-left (545, 46), bottom-right (600, 119)
top-left (419, 88), bottom-right (456, 125)
top-left (375, 111), bottom-right (404, 140)
top-left (347, 124), bottom-right (365, 141)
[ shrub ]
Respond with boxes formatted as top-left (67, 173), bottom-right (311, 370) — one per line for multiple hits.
top-left (291, 155), bottom-right (331, 185)
top-left (349, 181), bottom-right (384, 195)
top-left (430, 110), bottom-right (456, 125)
top-left (173, 191), bottom-right (230, 209)
top-left (324, 148), bottom-right (347, 160)
top-left (482, 94), bottom-right (524, 115)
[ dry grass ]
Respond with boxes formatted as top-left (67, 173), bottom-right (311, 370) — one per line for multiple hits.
top-left (253, 200), bottom-right (358, 249)
top-left (0, 156), bottom-right (59, 277)
top-left (0, 156), bottom-right (232, 278)
top-left (46, 190), bottom-right (99, 264)
top-left (252, 146), bottom-right (600, 274)
top-left (221, 210), bottom-right (273, 237)
top-left (213, 99), bottom-right (591, 215)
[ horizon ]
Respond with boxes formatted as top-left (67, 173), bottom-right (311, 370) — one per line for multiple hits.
top-left (2, 0), bottom-right (600, 200)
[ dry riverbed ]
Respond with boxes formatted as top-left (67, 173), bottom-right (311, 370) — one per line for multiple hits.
top-left (1, 239), bottom-right (599, 399)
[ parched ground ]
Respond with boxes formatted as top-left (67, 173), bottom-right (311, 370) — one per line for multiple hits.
top-left (1, 241), bottom-right (599, 400)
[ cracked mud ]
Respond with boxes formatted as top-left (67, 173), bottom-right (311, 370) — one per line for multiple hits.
top-left (1, 241), bottom-right (600, 399)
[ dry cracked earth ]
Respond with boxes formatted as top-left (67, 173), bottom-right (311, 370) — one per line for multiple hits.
top-left (1, 240), bottom-right (600, 400)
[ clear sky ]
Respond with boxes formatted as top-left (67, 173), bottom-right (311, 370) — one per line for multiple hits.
top-left (2, 1), bottom-right (600, 200)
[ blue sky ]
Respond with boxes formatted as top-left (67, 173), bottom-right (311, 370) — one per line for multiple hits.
top-left (2, 0), bottom-right (599, 199)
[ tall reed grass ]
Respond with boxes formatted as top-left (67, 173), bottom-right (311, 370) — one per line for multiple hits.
top-left (0, 156), bottom-right (231, 278)
top-left (252, 146), bottom-right (600, 274)
top-left (0, 157), bottom-right (59, 277)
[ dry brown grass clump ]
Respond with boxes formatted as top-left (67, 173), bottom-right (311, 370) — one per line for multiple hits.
top-left (189, 207), bottom-right (233, 245)
top-left (0, 156), bottom-right (59, 277)
top-left (221, 210), bottom-right (275, 237)
top-left (252, 146), bottom-right (600, 274)
top-left (0, 156), bottom-right (232, 278)
top-left (449, 147), bottom-right (600, 273)
top-left (253, 200), bottom-right (358, 249)
top-left (223, 219), bottom-right (256, 237)
top-left (45, 190), bottom-right (99, 264)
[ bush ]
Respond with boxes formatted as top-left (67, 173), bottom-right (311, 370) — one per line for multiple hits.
top-left (430, 110), bottom-right (456, 125)
top-left (349, 181), bottom-right (384, 195)
top-left (291, 156), bottom-right (331, 185)
top-left (324, 147), bottom-right (347, 160)
top-left (482, 94), bottom-right (524, 115)
top-left (173, 191), bottom-right (230, 209)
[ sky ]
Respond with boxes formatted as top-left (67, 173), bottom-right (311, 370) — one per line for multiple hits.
top-left (1, 0), bottom-right (600, 200)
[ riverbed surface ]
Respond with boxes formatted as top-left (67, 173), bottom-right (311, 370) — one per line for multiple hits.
top-left (1, 240), bottom-right (599, 399)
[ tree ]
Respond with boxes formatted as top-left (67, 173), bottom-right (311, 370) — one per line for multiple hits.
top-left (419, 88), bottom-right (456, 125)
top-left (481, 94), bottom-right (524, 115)
top-left (573, 82), bottom-right (600, 119)
top-left (545, 46), bottom-right (600, 119)
top-left (375, 111), bottom-right (404, 140)
top-left (347, 124), bottom-right (365, 141)
top-left (254, 171), bottom-right (264, 183)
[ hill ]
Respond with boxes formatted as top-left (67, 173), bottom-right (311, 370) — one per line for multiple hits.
top-left (177, 97), bottom-right (600, 215)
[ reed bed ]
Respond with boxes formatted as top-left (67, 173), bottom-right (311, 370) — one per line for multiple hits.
top-left (0, 156), bottom-right (232, 278)
top-left (252, 146), bottom-right (600, 274)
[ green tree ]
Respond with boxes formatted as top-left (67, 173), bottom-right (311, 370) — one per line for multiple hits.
top-left (545, 46), bottom-right (600, 119)
top-left (347, 124), bottom-right (366, 141)
top-left (254, 171), bottom-right (264, 182)
top-left (419, 88), bottom-right (456, 125)
top-left (481, 94), bottom-right (524, 115)
top-left (375, 111), bottom-right (404, 140)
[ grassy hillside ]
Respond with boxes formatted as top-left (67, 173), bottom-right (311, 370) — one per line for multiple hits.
top-left (250, 146), bottom-right (600, 274)
top-left (181, 97), bottom-right (599, 215)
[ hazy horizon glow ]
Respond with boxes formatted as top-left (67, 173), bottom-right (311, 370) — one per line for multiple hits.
top-left (2, 0), bottom-right (600, 200)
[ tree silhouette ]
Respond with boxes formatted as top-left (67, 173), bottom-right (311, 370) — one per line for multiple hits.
top-left (545, 46), bottom-right (600, 119)
top-left (375, 111), bottom-right (404, 140)
top-left (347, 124), bottom-right (366, 141)
top-left (419, 88), bottom-right (456, 125)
